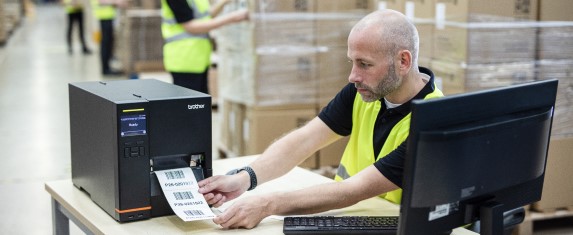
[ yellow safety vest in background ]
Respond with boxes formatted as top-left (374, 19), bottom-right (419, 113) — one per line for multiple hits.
top-left (334, 86), bottom-right (444, 204)
top-left (91, 0), bottom-right (116, 20)
top-left (161, 0), bottom-right (212, 73)
top-left (63, 0), bottom-right (82, 14)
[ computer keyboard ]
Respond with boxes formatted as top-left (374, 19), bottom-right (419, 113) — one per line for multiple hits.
top-left (283, 215), bottom-right (399, 234)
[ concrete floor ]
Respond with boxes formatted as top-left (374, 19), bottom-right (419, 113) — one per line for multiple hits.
top-left (0, 3), bottom-right (572, 235)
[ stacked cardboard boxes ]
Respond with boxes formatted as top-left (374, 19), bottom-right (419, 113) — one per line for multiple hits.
top-left (0, 0), bottom-right (23, 45)
top-left (216, 0), bottom-right (373, 168)
top-left (430, 0), bottom-right (538, 95)
top-left (530, 0), bottom-right (573, 213)
top-left (0, 0), bottom-right (5, 44)
top-left (118, 9), bottom-right (164, 75)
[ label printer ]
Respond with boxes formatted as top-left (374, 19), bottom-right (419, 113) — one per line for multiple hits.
top-left (69, 79), bottom-right (212, 222)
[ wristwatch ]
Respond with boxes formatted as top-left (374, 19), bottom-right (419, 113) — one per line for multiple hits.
top-left (226, 166), bottom-right (258, 191)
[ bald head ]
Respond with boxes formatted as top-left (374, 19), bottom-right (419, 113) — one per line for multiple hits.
top-left (350, 10), bottom-right (419, 66)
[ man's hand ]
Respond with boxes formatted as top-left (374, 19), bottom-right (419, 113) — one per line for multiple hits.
top-left (227, 9), bottom-right (249, 23)
top-left (212, 195), bottom-right (271, 229)
top-left (198, 173), bottom-right (250, 207)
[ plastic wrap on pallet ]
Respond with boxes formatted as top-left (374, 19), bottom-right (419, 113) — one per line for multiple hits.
top-left (431, 60), bottom-right (536, 95)
top-left (434, 14), bottom-right (538, 64)
top-left (537, 59), bottom-right (573, 137)
top-left (215, 0), bottom-right (371, 107)
top-left (537, 21), bottom-right (573, 60)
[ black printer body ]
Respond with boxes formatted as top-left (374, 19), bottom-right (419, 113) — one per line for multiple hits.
top-left (69, 79), bottom-right (212, 222)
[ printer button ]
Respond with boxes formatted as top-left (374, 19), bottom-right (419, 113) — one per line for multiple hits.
top-left (130, 147), bottom-right (139, 157)
top-left (136, 141), bottom-right (144, 145)
top-left (139, 147), bottom-right (145, 156)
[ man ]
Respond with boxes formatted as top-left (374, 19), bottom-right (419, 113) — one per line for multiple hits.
top-left (162, 0), bottom-right (248, 93)
top-left (91, 0), bottom-right (124, 76)
top-left (63, 0), bottom-right (91, 55)
top-left (198, 9), bottom-right (444, 229)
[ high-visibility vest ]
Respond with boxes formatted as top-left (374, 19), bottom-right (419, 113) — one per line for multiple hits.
top-left (91, 0), bottom-right (115, 20)
top-left (161, 0), bottom-right (212, 73)
top-left (334, 85), bottom-right (444, 204)
top-left (63, 0), bottom-right (82, 13)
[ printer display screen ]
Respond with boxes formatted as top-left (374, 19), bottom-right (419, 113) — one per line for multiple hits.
top-left (120, 114), bottom-right (147, 137)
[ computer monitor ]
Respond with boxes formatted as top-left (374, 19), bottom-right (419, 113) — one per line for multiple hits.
top-left (398, 79), bottom-right (558, 235)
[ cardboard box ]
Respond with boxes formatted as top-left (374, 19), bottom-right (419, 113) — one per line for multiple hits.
top-left (536, 59), bottom-right (573, 136)
top-left (318, 136), bottom-right (350, 167)
top-left (218, 48), bottom-right (319, 107)
top-left (433, 17), bottom-right (537, 64)
top-left (316, 0), bottom-right (371, 13)
top-left (230, 101), bottom-right (246, 155)
top-left (405, 0), bottom-right (435, 19)
top-left (538, 0), bottom-right (573, 21)
top-left (246, 0), bottom-right (316, 13)
top-left (434, 0), bottom-right (538, 22)
top-left (537, 26), bottom-right (573, 61)
top-left (119, 9), bottom-right (163, 74)
top-left (317, 47), bottom-right (352, 108)
top-left (532, 137), bottom-right (573, 211)
top-left (371, 0), bottom-right (406, 13)
top-left (241, 106), bottom-right (319, 168)
top-left (315, 17), bottom-right (362, 48)
top-left (431, 60), bottom-right (535, 95)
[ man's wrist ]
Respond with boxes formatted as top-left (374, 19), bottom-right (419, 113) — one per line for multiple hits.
top-left (227, 166), bottom-right (258, 191)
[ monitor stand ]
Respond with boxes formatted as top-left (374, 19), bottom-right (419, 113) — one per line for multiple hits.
top-left (479, 201), bottom-right (505, 235)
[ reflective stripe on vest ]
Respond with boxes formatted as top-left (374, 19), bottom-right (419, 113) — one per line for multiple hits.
top-left (334, 85), bottom-right (444, 204)
top-left (161, 0), bottom-right (212, 73)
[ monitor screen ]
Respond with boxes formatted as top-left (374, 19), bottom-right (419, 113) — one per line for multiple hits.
top-left (398, 79), bottom-right (558, 235)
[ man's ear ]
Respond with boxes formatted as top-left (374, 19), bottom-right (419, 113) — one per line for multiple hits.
top-left (398, 50), bottom-right (412, 73)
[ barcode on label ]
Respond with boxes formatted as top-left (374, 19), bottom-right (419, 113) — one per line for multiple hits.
top-left (173, 191), bottom-right (195, 200)
top-left (165, 170), bottom-right (185, 179)
top-left (184, 210), bottom-right (205, 216)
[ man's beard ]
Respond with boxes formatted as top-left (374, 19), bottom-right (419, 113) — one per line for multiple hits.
top-left (356, 64), bottom-right (402, 102)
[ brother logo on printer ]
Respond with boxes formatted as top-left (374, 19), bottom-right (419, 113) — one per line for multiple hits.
top-left (188, 104), bottom-right (205, 110)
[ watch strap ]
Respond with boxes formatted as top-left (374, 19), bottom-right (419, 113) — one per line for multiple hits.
top-left (239, 166), bottom-right (257, 191)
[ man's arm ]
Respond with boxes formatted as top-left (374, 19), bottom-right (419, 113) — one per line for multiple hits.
top-left (199, 117), bottom-right (342, 206)
top-left (181, 9), bottom-right (248, 34)
top-left (251, 117), bottom-right (342, 184)
top-left (209, 0), bottom-right (230, 17)
top-left (213, 165), bottom-right (399, 229)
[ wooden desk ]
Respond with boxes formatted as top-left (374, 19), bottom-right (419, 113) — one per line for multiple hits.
top-left (45, 156), bottom-right (477, 235)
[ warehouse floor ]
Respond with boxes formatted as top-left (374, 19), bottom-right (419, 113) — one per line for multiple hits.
top-left (0, 3), bottom-right (571, 235)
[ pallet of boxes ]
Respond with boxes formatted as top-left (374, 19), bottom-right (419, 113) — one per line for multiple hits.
top-left (214, 0), bottom-right (397, 171)
top-left (117, 0), bottom-right (164, 77)
top-left (513, 0), bottom-right (573, 234)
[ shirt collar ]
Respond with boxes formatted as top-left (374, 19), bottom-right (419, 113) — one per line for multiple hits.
top-left (385, 66), bottom-right (436, 115)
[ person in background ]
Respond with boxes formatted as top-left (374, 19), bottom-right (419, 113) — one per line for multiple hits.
top-left (162, 0), bottom-right (248, 94)
top-left (91, 0), bottom-right (125, 76)
top-left (63, 0), bottom-right (91, 55)
top-left (198, 9), bottom-right (444, 229)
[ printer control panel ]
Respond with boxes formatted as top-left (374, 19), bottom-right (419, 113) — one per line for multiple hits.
top-left (123, 140), bottom-right (146, 158)
top-left (119, 110), bottom-right (148, 159)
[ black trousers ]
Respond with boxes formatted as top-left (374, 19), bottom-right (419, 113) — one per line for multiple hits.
top-left (67, 11), bottom-right (88, 51)
top-left (99, 19), bottom-right (114, 73)
top-left (171, 68), bottom-right (209, 94)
